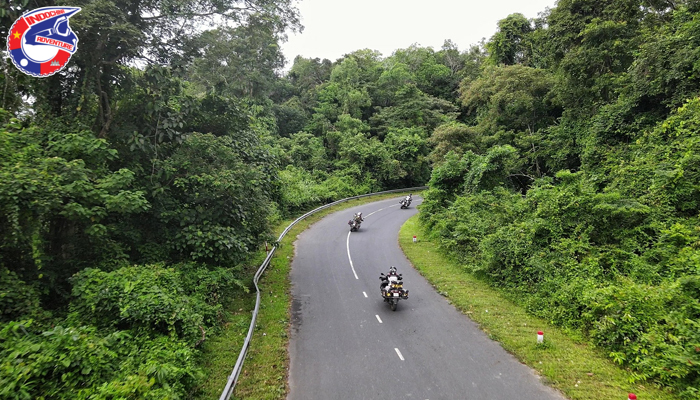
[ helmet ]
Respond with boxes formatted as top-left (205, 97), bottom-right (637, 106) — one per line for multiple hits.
top-left (389, 266), bottom-right (397, 274)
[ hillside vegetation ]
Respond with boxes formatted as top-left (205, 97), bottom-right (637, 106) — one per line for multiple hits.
top-left (0, 0), bottom-right (699, 398)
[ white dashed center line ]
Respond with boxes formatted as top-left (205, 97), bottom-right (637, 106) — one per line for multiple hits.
top-left (366, 203), bottom-right (400, 218)
top-left (375, 315), bottom-right (383, 323)
top-left (395, 348), bottom-right (405, 361)
top-left (363, 292), bottom-right (367, 298)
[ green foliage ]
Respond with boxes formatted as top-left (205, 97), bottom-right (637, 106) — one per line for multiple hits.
top-left (425, 145), bottom-right (521, 200)
top-left (187, 17), bottom-right (286, 99)
top-left (458, 64), bottom-right (560, 183)
top-left (627, 5), bottom-right (700, 111)
top-left (422, 97), bottom-right (700, 395)
top-left (0, 322), bottom-right (125, 400)
top-left (461, 65), bottom-right (558, 135)
top-left (1, 0), bottom-right (300, 397)
top-left (0, 268), bottom-right (49, 325)
top-left (276, 165), bottom-right (373, 214)
top-left (0, 118), bottom-right (149, 306)
top-left (486, 13), bottom-right (533, 66)
top-left (428, 122), bottom-right (482, 165)
top-left (0, 321), bottom-right (202, 400)
top-left (384, 127), bottom-right (431, 187)
top-left (268, 43), bottom-right (474, 198)
top-left (4, 0), bottom-right (700, 395)
top-left (370, 85), bottom-right (458, 138)
top-left (70, 263), bottom-right (242, 343)
top-left (277, 132), bottom-right (328, 170)
top-left (151, 133), bottom-right (275, 265)
top-left (277, 166), bottom-right (327, 212)
top-left (0, 260), bottom-right (241, 399)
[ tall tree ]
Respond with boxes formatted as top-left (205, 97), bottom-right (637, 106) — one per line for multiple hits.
top-left (486, 13), bottom-right (533, 66)
top-left (187, 15), bottom-right (286, 99)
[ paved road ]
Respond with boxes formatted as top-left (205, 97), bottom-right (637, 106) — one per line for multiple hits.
top-left (288, 196), bottom-right (566, 400)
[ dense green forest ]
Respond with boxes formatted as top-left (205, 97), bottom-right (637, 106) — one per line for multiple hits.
top-left (1, 0), bottom-right (699, 398)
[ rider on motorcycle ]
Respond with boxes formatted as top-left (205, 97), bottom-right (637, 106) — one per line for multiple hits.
top-left (353, 212), bottom-right (363, 223)
top-left (380, 266), bottom-right (400, 292)
top-left (380, 266), bottom-right (409, 301)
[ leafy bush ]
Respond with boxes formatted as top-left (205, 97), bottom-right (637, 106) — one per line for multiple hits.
top-left (0, 321), bottom-right (202, 400)
top-left (0, 268), bottom-right (51, 325)
top-left (0, 121), bottom-right (150, 307)
top-left (70, 263), bottom-right (243, 343)
top-left (153, 133), bottom-right (275, 266)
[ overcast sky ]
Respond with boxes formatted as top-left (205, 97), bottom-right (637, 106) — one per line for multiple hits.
top-left (281, 0), bottom-right (558, 67)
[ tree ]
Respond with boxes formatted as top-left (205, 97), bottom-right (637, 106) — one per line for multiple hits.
top-left (148, 133), bottom-right (276, 265)
top-left (384, 127), bottom-right (431, 187)
top-left (627, 4), bottom-right (700, 112)
top-left (486, 13), bottom-right (533, 66)
top-left (546, 0), bottom-right (645, 111)
top-left (370, 85), bottom-right (458, 138)
top-left (186, 16), bottom-right (286, 99)
top-left (8, 0), bottom-right (301, 135)
top-left (460, 65), bottom-right (560, 179)
top-left (428, 122), bottom-right (483, 165)
top-left (0, 117), bottom-right (149, 309)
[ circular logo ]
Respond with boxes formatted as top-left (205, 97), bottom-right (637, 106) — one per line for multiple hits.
top-left (7, 7), bottom-right (81, 77)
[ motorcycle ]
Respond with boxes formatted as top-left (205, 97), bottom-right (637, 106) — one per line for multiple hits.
top-left (348, 212), bottom-right (363, 232)
top-left (348, 219), bottom-right (361, 232)
top-left (379, 269), bottom-right (409, 311)
top-left (399, 194), bottom-right (412, 209)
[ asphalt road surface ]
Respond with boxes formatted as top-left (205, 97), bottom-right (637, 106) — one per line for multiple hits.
top-left (288, 196), bottom-right (566, 400)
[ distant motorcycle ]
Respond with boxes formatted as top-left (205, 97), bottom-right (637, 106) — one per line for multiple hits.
top-left (399, 194), bottom-right (412, 209)
top-left (380, 266), bottom-right (409, 311)
top-left (348, 212), bottom-right (363, 232)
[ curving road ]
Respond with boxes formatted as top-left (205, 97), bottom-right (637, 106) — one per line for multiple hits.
top-left (288, 196), bottom-right (566, 400)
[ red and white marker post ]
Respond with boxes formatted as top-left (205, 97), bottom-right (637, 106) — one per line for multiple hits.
top-left (537, 331), bottom-right (544, 344)
top-left (413, 235), bottom-right (417, 243)
top-left (628, 394), bottom-right (637, 400)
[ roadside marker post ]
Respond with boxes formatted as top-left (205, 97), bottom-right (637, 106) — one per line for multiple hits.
top-left (413, 235), bottom-right (417, 243)
top-left (537, 331), bottom-right (544, 344)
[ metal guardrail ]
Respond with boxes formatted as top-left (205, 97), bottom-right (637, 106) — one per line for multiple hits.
top-left (219, 186), bottom-right (428, 400)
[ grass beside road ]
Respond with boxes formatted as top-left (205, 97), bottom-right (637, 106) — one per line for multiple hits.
top-left (398, 214), bottom-right (677, 400)
top-left (196, 193), bottom-right (416, 400)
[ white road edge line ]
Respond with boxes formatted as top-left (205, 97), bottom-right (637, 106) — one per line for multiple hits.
top-left (395, 348), bottom-right (405, 361)
top-left (376, 315), bottom-right (383, 323)
top-left (347, 201), bottom-right (403, 284)
top-left (363, 292), bottom-right (367, 298)
top-left (346, 231), bottom-right (359, 280)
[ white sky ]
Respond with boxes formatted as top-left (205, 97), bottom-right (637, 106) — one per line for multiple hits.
top-left (281, 0), bottom-right (558, 67)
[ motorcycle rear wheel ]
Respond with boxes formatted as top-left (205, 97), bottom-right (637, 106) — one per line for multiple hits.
top-left (390, 301), bottom-right (397, 311)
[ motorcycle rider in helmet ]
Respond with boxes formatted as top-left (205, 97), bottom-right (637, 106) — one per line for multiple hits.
top-left (353, 212), bottom-right (363, 223)
top-left (380, 266), bottom-right (399, 291)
